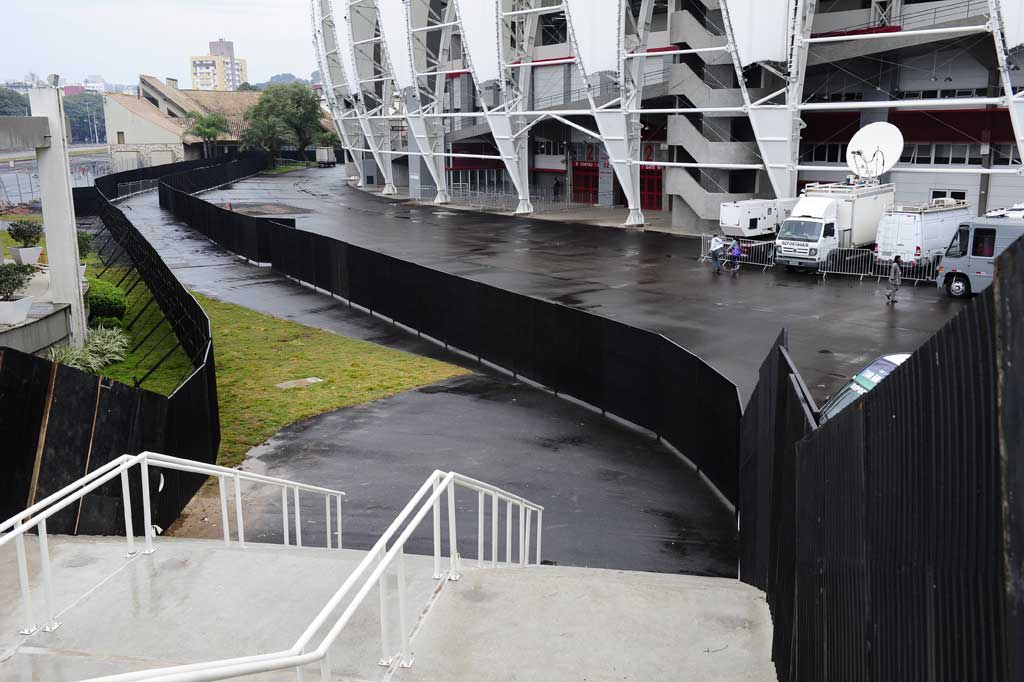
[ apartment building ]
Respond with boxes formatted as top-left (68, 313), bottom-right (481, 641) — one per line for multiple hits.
top-left (190, 39), bottom-right (248, 91)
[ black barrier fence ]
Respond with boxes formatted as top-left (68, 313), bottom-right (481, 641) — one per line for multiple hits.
top-left (159, 158), bottom-right (744, 506)
top-left (741, 238), bottom-right (1023, 681)
top-left (0, 159), bottom-right (221, 534)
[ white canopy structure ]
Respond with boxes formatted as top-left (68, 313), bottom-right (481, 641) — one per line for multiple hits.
top-left (310, 0), bottom-right (1024, 227)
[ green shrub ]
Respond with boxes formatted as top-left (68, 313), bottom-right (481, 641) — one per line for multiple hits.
top-left (87, 280), bottom-right (127, 319)
top-left (47, 326), bottom-right (130, 373)
top-left (8, 220), bottom-right (43, 248)
top-left (77, 231), bottom-right (94, 259)
top-left (0, 263), bottom-right (36, 301)
top-left (89, 316), bottom-right (124, 330)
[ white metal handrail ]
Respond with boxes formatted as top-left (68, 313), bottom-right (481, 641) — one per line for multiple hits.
top-left (0, 451), bottom-right (345, 637)
top-left (85, 470), bottom-right (544, 682)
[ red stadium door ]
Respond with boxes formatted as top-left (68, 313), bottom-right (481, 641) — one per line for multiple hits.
top-left (572, 162), bottom-right (599, 204)
top-left (640, 166), bottom-right (663, 211)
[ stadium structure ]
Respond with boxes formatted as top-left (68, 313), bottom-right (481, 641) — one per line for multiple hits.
top-left (311, 0), bottom-right (1024, 232)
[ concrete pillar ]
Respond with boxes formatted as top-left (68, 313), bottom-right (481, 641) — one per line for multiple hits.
top-left (30, 86), bottom-right (86, 347)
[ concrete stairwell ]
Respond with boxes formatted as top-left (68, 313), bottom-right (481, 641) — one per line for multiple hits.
top-left (669, 9), bottom-right (729, 64)
top-left (0, 535), bottom-right (776, 681)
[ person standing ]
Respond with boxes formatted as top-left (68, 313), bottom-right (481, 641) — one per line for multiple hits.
top-left (886, 255), bottom-right (903, 304)
top-left (552, 178), bottom-right (563, 202)
top-left (709, 234), bottom-right (725, 275)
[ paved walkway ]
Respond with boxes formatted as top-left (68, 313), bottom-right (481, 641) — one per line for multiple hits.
top-left (120, 191), bottom-right (737, 577)
top-left (202, 167), bottom-right (965, 404)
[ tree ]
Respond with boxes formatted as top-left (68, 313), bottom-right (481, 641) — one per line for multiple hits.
top-left (240, 113), bottom-right (289, 165)
top-left (63, 93), bottom-right (105, 143)
top-left (0, 87), bottom-right (29, 117)
top-left (247, 83), bottom-right (323, 156)
top-left (187, 111), bottom-right (230, 159)
top-left (317, 129), bottom-right (340, 148)
top-left (238, 81), bottom-right (260, 91)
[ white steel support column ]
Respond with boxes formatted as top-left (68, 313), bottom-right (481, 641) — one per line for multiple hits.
top-left (989, 0), bottom-right (1024, 164)
top-left (313, 0), bottom-right (366, 186)
top-left (564, 0), bottom-right (647, 226)
top-left (457, 0), bottom-right (534, 215)
top-left (29, 86), bottom-right (86, 346)
top-left (349, 0), bottom-right (398, 194)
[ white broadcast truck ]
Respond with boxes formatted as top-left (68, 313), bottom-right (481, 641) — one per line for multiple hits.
top-left (774, 179), bottom-right (896, 270)
top-left (315, 147), bottom-right (337, 168)
top-left (719, 198), bottom-right (799, 238)
top-left (874, 198), bottom-right (973, 268)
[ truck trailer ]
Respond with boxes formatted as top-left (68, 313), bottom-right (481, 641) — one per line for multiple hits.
top-left (775, 179), bottom-right (895, 270)
top-left (315, 147), bottom-right (337, 168)
top-left (719, 198), bottom-right (799, 238)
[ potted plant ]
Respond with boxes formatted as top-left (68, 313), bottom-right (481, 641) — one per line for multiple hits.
top-left (8, 220), bottom-right (44, 265)
top-left (0, 263), bottom-right (37, 325)
top-left (77, 230), bottom-right (93, 279)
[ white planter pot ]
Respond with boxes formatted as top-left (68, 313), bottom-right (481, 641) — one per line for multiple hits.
top-left (0, 296), bottom-right (33, 326)
top-left (11, 247), bottom-right (42, 265)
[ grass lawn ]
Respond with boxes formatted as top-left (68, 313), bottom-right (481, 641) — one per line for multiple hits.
top-left (262, 164), bottom-right (307, 175)
top-left (195, 293), bottom-right (469, 467)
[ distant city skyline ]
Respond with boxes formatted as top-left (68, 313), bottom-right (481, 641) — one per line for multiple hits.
top-left (5, 0), bottom-right (314, 87)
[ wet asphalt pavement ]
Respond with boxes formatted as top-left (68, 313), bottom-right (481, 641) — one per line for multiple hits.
top-left (200, 167), bottom-right (966, 405)
top-left (120, 193), bottom-right (737, 576)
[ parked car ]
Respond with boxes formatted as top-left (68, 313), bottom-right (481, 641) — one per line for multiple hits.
top-left (818, 353), bottom-right (911, 425)
top-left (936, 205), bottom-right (1024, 298)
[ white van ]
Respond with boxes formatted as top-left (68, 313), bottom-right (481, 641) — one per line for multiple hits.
top-left (936, 207), bottom-right (1024, 298)
top-left (875, 199), bottom-right (972, 267)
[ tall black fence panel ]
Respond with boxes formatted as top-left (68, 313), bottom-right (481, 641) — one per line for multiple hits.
top-left (159, 159), bottom-right (746, 510)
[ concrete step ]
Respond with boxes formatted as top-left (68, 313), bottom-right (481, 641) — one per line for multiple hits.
top-left (0, 536), bottom-right (775, 681)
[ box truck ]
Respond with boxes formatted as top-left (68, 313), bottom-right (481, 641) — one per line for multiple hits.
top-left (719, 198), bottom-right (799, 238)
top-left (774, 179), bottom-right (895, 269)
top-left (875, 198), bottom-right (972, 267)
top-left (315, 147), bottom-right (337, 168)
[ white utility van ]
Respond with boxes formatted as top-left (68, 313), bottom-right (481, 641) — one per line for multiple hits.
top-left (875, 199), bottom-right (972, 267)
top-left (936, 204), bottom-right (1024, 298)
top-left (719, 198), bottom-right (799, 238)
top-left (774, 179), bottom-right (895, 269)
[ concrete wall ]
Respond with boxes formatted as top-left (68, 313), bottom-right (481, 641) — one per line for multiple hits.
top-left (104, 99), bottom-right (181, 147)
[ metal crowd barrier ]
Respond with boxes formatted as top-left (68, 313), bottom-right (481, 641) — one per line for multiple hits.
top-left (819, 248), bottom-right (939, 284)
top-left (699, 235), bottom-right (776, 271)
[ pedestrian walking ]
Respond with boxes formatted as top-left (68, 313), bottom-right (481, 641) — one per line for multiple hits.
top-left (708, 234), bottom-right (725, 275)
top-left (885, 255), bottom-right (902, 304)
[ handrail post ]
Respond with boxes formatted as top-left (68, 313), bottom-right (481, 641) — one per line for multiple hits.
top-left (505, 500), bottom-right (513, 566)
top-left (294, 487), bottom-right (302, 548)
top-left (396, 547), bottom-right (414, 668)
top-left (536, 509), bottom-right (543, 565)
top-left (14, 521), bottom-right (39, 635)
top-left (140, 459), bottom-right (156, 554)
top-left (281, 486), bottom-right (290, 546)
top-left (491, 493), bottom-right (498, 567)
top-left (319, 650), bottom-right (333, 682)
top-left (324, 495), bottom-right (332, 549)
top-left (218, 476), bottom-right (230, 546)
top-left (446, 480), bottom-right (460, 581)
top-left (335, 494), bottom-right (343, 550)
top-left (519, 504), bottom-right (526, 566)
top-left (233, 473), bottom-right (246, 547)
top-left (377, 548), bottom-right (393, 667)
top-left (37, 518), bottom-right (61, 632)
top-left (431, 478), bottom-right (441, 579)
top-left (477, 490), bottom-right (484, 568)
top-left (120, 467), bottom-right (136, 557)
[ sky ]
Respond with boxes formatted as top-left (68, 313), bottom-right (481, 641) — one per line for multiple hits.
top-left (4, 0), bottom-right (317, 85)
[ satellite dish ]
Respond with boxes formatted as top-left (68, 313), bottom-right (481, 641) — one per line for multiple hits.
top-left (847, 122), bottom-right (904, 179)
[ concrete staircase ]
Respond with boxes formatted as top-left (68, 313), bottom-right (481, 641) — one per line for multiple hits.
top-left (0, 535), bottom-right (775, 681)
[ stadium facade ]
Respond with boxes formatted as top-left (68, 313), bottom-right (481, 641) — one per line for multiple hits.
top-left (312, 0), bottom-right (1024, 232)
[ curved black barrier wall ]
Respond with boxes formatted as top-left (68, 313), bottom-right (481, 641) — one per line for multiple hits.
top-left (739, 241), bottom-right (1022, 681)
top-left (158, 158), bottom-right (743, 506)
top-left (0, 159), bottom-right (221, 535)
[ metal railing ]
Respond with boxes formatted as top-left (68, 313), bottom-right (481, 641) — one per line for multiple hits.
top-left (83, 469), bottom-right (543, 681)
top-left (114, 178), bottom-right (160, 198)
top-left (1, 451), bottom-right (345, 637)
top-left (818, 248), bottom-right (940, 283)
top-left (448, 185), bottom-right (605, 214)
top-left (814, 0), bottom-right (987, 35)
top-left (699, 235), bottom-right (777, 271)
